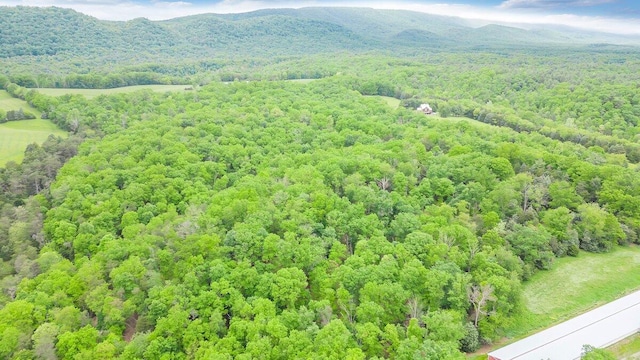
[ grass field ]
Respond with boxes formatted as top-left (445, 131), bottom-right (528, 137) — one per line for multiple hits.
top-left (36, 80), bottom-right (320, 99)
top-left (0, 90), bottom-right (42, 117)
top-left (0, 120), bottom-right (67, 166)
top-left (506, 246), bottom-right (640, 338)
top-left (34, 84), bottom-right (190, 99)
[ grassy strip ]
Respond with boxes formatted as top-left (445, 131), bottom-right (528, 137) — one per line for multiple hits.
top-left (0, 90), bottom-right (42, 117)
top-left (34, 85), bottom-right (190, 99)
top-left (0, 120), bottom-right (67, 166)
top-left (608, 333), bottom-right (640, 359)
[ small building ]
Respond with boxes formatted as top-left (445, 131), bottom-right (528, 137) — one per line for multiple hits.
top-left (417, 103), bottom-right (433, 115)
top-left (488, 290), bottom-right (640, 360)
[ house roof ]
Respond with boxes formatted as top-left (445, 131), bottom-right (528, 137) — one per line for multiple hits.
top-left (488, 289), bottom-right (640, 360)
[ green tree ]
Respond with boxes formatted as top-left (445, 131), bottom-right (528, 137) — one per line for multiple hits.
top-left (460, 322), bottom-right (480, 352)
top-left (271, 267), bottom-right (308, 309)
top-left (313, 319), bottom-right (356, 359)
top-left (548, 181), bottom-right (583, 210)
top-left (32, 323), bottom-right (59, 360)
top-left (576, 203), bottom-right (625, 252)
top-left (56, 325), bottom-right (98, 359)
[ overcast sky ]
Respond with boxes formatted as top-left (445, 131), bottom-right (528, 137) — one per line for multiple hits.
top-left (2, 0), bottom-right (640, 34)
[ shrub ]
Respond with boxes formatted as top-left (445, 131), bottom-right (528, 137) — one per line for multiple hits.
top-left (460, 322), bottom-right (480, 353)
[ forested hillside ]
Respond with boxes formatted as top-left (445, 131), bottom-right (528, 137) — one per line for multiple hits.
top-left (2, 6), bottom-right (640, 86)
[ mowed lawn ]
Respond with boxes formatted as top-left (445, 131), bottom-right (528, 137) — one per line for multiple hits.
top-left (35, 84), bottom-right (190, 99)
top-left (0, 120), bottom-right (67, 166)
top-left (507, 245), bottom-right (640, 338)
top-left (0, 90), bottom-right (42, 117)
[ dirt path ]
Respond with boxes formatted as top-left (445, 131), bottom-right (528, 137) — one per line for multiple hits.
top-left (124, 313), bottom-right (139, 342)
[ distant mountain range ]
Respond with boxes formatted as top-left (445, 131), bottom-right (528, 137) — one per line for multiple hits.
top-left (1, 6), bottom-right (639, 61)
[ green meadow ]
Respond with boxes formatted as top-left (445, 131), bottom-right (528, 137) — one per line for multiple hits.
top-left (34, 84), bottom-right (190, 99)
top-left (0, 120), bottom-right (67, 166)
top-left (507, 246), bottom-right (640, 338)
top-left (0, 90), bottom-right (42, 117)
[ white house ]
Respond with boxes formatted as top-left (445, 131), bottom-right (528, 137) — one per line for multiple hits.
top-left (417, 103), bottom-right (433, 114)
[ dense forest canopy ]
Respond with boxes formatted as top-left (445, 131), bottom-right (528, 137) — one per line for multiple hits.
top-left (1, 5), bottom-right (640, 360)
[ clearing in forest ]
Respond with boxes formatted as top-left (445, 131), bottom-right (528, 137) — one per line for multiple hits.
top-left (0, 119), bottom-right (67, 166)
top-left (34, 84), bottom-right (190, 99)
top-left (0, 90), bottom-right (42, 117)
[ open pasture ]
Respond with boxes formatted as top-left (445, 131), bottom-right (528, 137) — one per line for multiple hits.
top-left (507, 246), bottom-right (640, 338)
top-left (0, 90), bottom-right (42, 117)
top-left (0, 120), bottom-right (67, 166)
top-left (34, 84), bottom-right (191, 99)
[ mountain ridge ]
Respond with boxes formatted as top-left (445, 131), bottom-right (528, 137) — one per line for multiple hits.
top-left (1, 5), bottom-right (639, 65)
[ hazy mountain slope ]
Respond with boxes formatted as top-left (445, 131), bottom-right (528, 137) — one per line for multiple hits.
top-left (202, 8), bottom-right (640, 47)
top-left (0, 6), bottom-right (116, 57)
top-left (461, 24), bottom-right (568, 45)
top-left (216, 7), bottom-right (471, 40)
top-left (392, 29), bottom-right (449, 47)
top-left (1, 6), bottom-right (639, 63)
top-left (115, 18), bottom-right (182, 50)
top-left (162, 14), bottom-right (377, 55)
top-left (0, 6), bottom-right (192, 58)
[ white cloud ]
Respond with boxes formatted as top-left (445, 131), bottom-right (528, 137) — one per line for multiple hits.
top-left (9, 0), bottom-right (128, 4)
top-left (499, 0), bottom-right (616, 9)
top-left (372, 2), bottom-right (640, 35)
top-left (151, 1), bottom-right (192, 7)
top-left (1, 0), bottom-right (639, 35)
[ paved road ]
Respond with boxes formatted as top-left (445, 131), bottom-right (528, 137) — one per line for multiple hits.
top-left (488, 290), bottom-right (640, 360)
